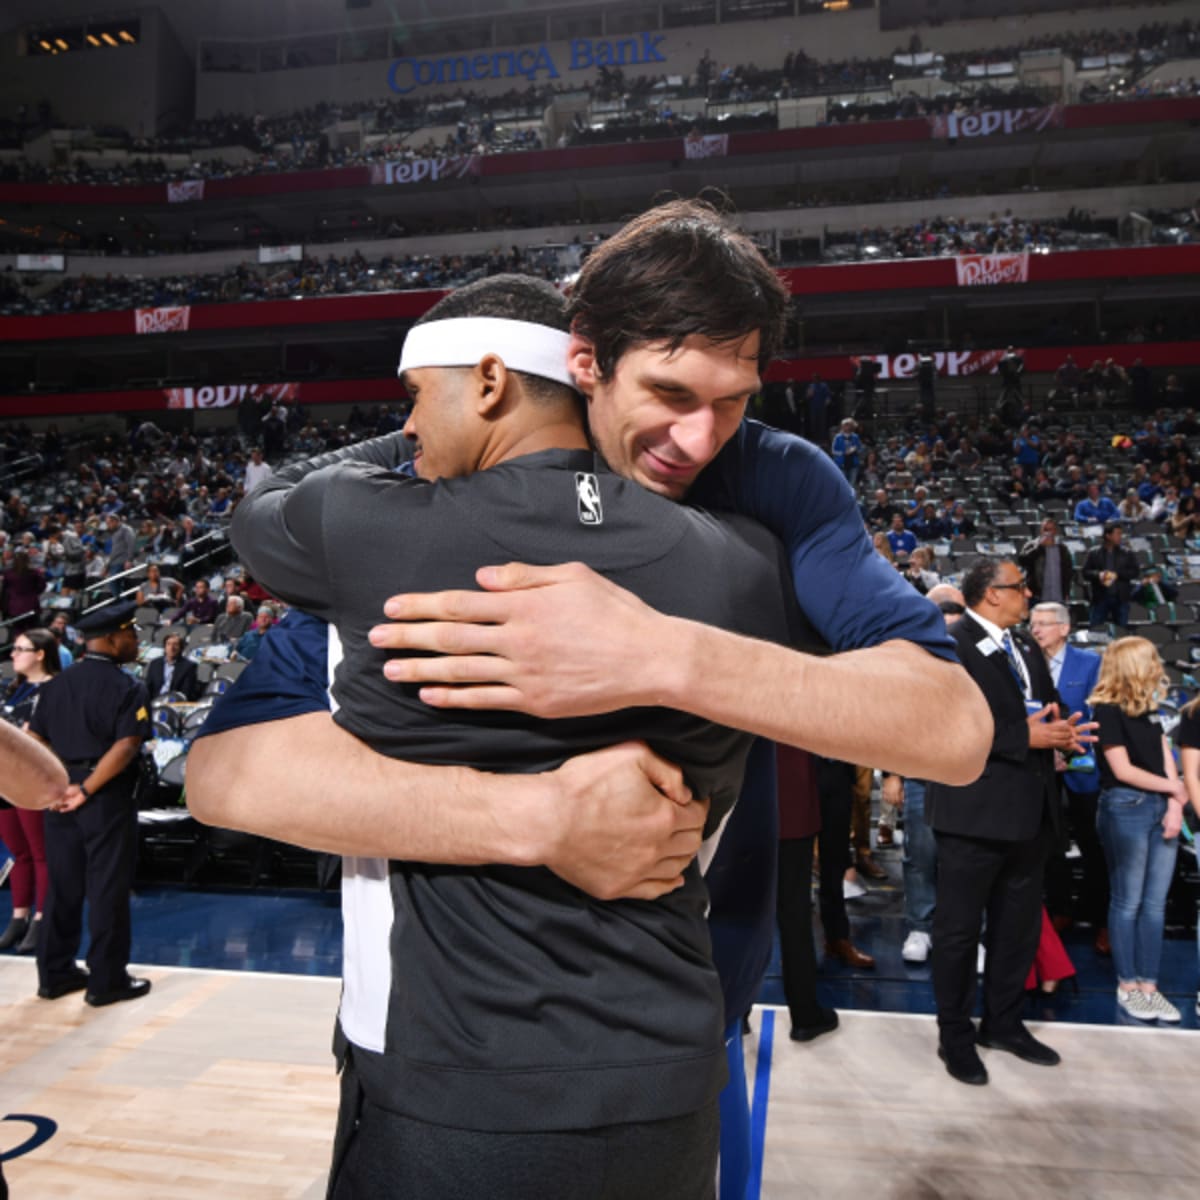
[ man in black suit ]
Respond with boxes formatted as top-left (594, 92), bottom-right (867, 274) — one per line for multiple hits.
top-left (1018, 516), bottom-right (1074, 606)
top-left (143, 634), bottom-right (201, 702)
top-left (1081, 521), bottom-right (1139, 629)
top-left (927, 558), bottom-right (1092, 1086)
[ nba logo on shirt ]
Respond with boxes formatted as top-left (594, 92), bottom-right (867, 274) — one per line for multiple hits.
top-left (575, 473), bottom-right (603, 526)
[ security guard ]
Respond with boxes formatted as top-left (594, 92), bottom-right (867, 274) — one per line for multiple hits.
top-left (29, 599), bottom-right (152, 1006)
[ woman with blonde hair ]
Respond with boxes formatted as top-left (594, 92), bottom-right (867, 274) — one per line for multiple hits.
top-left (1089, 636), bottom-right (1185, 1022)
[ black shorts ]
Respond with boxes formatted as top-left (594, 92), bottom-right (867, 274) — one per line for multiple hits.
top-left (327, 1051), bottom-right (718, 1200)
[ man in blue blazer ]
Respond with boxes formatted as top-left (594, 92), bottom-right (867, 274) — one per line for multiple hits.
top-left (1028, 602), bottom-right (1108, 952)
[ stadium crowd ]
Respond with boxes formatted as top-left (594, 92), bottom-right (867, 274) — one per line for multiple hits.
top-left (1, 17), bottom-right (1195, 187)
top-left (3, 206), bottom-right (1194, 319)
top-left (2, 358), bottom-right (1198, 1033)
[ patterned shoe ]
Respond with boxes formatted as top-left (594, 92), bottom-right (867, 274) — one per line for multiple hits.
top-left (1116, 987), bottom-right (1156, 1022)
top-left (1141, 990), bottom-right (1181, 1023)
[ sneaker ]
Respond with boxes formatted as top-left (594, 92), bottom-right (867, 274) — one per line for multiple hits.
top-left (1116, 987), bottom-right (1157, 1022)
top-left (901, 930), bottom-right (932, 964)
top-left (1141, 990), bottom-right (1181, 1023)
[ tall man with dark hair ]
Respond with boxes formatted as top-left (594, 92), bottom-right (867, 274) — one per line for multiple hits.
top-left (191, 201), bottom-right (990, 1193)
top-left (229, 272), bottom-right (805, 1196)
top-left (926, 559), bottom-right (1092, 1086)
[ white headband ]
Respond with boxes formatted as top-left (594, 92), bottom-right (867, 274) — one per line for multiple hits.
top-left (398, 317), bottom-right (574, 388)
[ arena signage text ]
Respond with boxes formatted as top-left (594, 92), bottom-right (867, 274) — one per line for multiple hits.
top-left (387, 32), bottom-right (667, 94)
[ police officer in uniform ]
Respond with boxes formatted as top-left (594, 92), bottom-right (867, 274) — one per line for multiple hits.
top-left (29, 600), bottom-right (152, 1006)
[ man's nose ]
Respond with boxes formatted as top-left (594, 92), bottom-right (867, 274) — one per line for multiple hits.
top-left (671, 407), bottom-right (719, 462)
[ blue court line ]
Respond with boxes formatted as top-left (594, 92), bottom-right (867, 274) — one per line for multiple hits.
top-left (747, 1009), bottom-right (775, 1200)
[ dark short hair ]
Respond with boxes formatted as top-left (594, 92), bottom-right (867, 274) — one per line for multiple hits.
top-left (961, 558), bottom-right (1007, 608)
top-left (566, 197), bottom-right (790, 379)
top-left (1103, 521), bottom-right (1121, 538)
top-left (936, 599), bottom-right (966, 616)
top-left (414, 273), bottom-right (573, 406)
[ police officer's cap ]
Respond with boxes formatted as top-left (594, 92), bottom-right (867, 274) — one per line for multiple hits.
top-left (77, 600), bottom-right (139, 638)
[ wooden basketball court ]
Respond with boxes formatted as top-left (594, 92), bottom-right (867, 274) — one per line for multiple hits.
top-left (2, 959), bottom-right (1196, 1198)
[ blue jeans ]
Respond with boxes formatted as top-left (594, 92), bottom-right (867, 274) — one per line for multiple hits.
top-left (1097, 787), bottom-right (1179, 985)
top-left (902, 779), bottom-right (937, 934)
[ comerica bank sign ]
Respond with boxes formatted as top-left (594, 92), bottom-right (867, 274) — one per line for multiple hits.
top-left (387, 32), bottom-right (667, 94)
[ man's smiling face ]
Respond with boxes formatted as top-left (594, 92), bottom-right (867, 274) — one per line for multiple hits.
top-left (577, 332), bottom-right (761, 500)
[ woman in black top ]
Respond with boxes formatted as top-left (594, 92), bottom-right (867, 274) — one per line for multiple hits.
top-left (1089, 637), bottom-right (1185, 1024)
top-left (0, 628), bottom-right (61, 953)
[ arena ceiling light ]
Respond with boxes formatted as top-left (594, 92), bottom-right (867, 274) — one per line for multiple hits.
top-left (101, 32), bottom-right (119, 46)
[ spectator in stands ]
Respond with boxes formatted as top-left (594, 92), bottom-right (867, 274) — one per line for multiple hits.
top-left (865, 488), bottom-right (900, 530)
top-left (172, 578), bottom-right (219, 626)
top-left (1082, 522), bottom-right (1139, 629)
top-left (775, 746), bottom-right (838, 1044)
top-left (830, 419), bottom-right (861, 487)
top-left (213, 595), bottom-right (253, 644)
top-left (103, 513), bottom-right (136, 591)
top-left (886, 512), bottom-right (917, 557)
top-left (1169, 495), bottom-right (1200, 541)
top-left (1149, 485), bottom-right (1179, 523)
top-left (1, 550), bottom-right (45, 634)
top-left (950, 438), bottom-right (981, 475)
top-left (1118, 489), bottom-right (1152, 521)
top-left (143, 634), bottom-right (201, 702)
top-left (805, 374), bottom-right (831, 442)
top-left (946, 502), bottom-right (976, 539)
top-left (0, 626), bottom-right (61, 955)
top-left (910, 502), bottom-right (947, 542)
top-left (902, 546), bottom-right (941, 595)
top-left (1074, 483), bottom-right (1119, 525)
top-left (235, 604), bottom-right (276, 660)
top-left (1019, 517), bottom-right (1074, 606)
top-left (1028, 602), bottom-right (1106, 950)
top-left (996, 464), bottom-right (1029, 508)
top-left (1012, 425), bottom-right (1041, 470)
top-left (136, 563), bottom-right (183, 612)
top-left (1090, 637), bottom-right (1184, 1023)
top-left (895, 582), bottom-right (966, 965)
top-left (1052, 355), bottom-right (1080, 406)
top-left (243, 448), bottom-right (273, 494)
top-left (1136, 568), bottom-right (1178, 617)
top-left (45, 611), bottom-right (78, 667)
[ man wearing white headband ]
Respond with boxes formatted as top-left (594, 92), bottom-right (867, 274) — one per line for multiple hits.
top-left (227, 272), bottom-right (805, 1198)
top-left (195, 201), bottom-right (989, 1198)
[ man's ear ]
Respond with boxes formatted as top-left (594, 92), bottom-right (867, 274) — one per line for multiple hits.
top-left (474, 354), bottom-right (509, 417)
top-left (567, 331), bottom-right (598, 396)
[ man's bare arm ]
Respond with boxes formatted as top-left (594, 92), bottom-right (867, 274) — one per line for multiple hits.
top-left (186, 714), bottom-right (709, 902)
top-left (0, 720), bottom-right (68, 810)
top-left (372, 562), bottom-right (992, 786)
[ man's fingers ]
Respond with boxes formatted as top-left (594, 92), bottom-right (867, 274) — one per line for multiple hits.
top-left (475, 561), bottom-right (590, 592)
top-left (372, 621), bottom-right (502, 656)
top-left (634, 745), bottom-right (694, 807)
top-left (620, 876), bottom-right (686, 901)
top-left (380, 589), bottom-right (509, 623)
top-left (414, 685), bottom-right (526, 711)
top-left (383, 652), bottom-right (507, 684)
